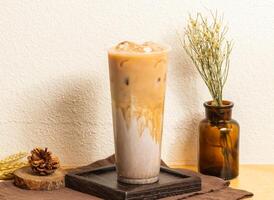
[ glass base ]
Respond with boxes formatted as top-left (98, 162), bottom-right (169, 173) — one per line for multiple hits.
top-left (118, 176), bottom-right (159, 184)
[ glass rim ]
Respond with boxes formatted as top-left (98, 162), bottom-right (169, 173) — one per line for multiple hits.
top-left (108, 43), bottom-right (171, 56)
top-left (204, 100), bottom-right (234, 109)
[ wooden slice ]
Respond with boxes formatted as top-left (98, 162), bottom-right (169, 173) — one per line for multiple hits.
top-left (14, 166), bottom-right (65, 190)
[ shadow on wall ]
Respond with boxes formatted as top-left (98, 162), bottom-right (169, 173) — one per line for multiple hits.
top-left (165, 32), bottom-right (203, 165)
top-left (53, 77), bottom-right (101, 165)
top-left (22, 74), bottom-right (103, 166)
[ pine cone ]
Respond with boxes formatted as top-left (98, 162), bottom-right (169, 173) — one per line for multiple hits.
top-left (28, 147), bottom-right (60, 176)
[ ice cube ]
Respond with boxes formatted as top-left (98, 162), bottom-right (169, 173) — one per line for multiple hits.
top-left (143, 47), bottom-right (152, 53)
top-left (114, 41), bottom-right (165, 53)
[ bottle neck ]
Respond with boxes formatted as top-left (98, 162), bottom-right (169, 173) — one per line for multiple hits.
top-left (204, 101), bottom-right (233, 122)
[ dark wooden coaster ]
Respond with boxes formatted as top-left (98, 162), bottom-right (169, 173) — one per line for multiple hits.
top-left (65, 165), bottom-right (201, 200)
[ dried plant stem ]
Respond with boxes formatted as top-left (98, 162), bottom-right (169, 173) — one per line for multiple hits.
top-left (0, 152), bottom-right (27, 165)
top-left (0, 162), bottom-right (28, 171)
top-left (181, 12), bottom-right (233, 106)
top-left (0, 152), bottom-right (28, 180)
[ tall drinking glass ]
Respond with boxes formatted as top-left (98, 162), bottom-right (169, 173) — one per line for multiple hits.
top-left (108, 41), bottom-right (169, 184)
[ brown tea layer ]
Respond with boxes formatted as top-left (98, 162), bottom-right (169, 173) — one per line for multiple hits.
top-left (119, 103), bottom-right (163, 143)
top-left (109, 41), bottom-right (168, 144)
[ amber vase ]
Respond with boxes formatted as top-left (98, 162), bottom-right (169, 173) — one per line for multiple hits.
top-left (199, 100), bottom-right (239, 180)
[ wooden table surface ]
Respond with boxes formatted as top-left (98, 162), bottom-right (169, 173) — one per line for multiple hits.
top-left (172, 165), bottom-right (274, 200)
top-left (1, 165), bottom-right (273, 199)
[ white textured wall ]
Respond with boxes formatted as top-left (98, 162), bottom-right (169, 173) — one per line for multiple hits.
top-left (0, 0), bottom-right (274, 165)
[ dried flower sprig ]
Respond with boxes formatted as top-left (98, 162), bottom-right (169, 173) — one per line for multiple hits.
top-left (0, 152), bottom-right (28, 180)
top-left (181, 12), bottom-right (233, 106)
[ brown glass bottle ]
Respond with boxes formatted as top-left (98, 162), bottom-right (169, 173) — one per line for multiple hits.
top-left (199, 100), bottom-right (239, 180)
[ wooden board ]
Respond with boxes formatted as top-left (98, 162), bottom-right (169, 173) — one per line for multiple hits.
top-left (14, 166), bottom-right (65, 190)
top-left (65, 165), bottom-right (201, 200)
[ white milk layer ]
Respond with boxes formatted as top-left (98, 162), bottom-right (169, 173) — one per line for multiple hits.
top-left (113, 108), bottom-right (161, 179)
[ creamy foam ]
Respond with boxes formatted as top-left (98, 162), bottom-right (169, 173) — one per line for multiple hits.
top-left (111, 41), bottom-right (167, 54)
